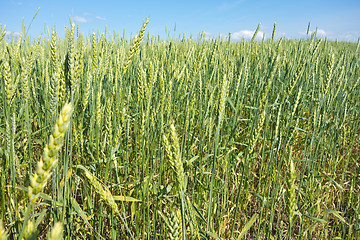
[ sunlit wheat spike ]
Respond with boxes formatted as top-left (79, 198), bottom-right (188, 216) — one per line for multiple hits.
top-left (5, 120), bottom-right (11, 166)
top-left (3, 61), bottom-right (13, 105)
top-left (50, 28), bottom-right (57, 72)
top-left (158, 207), bottom-right (182, 240)
top-left (21, 55), bottom-right (32, 101)
top-left (82, 69), bottom-right (92, 112)
top-left (186, 197), bottom-right (200, 239)
top-left (325, 51), bottom-right (335, 94)
top-left (170, 124), bottom-right (186, 189)
top-left (47, 222), bottom-right (63, 240)
top-left (23, 220), bottom-right (36, 240)
top-left (14, 32), bottom-right (22, 60)
top-left (274, 102), bottom-right (282, 142)
top-left (66, 23), bottom-right (75, 93)
top-left (287, 159), bottom-right (297, 225)
top-left (49, 72), bottom-right (59, 115)
top-left (163, 123), bottom-right (186, 192)
top-left (123, 18), bottom-right (149, 74)
top-left (165, 208), bottom-right (182, 240)
top-left (291, 86), bottom-right (302, 120)
top-left (306, 22), bottom-right (311, 35)
top-left (0, 220), bottom-right (7, 240)
top-left (11, 113), bottom-right (19, 177)
top-left (91, 32), bottom-right (98, 75)
top-left (75, 43), bottom-right (85, 81)
top-left (77, 165), bottom-right (119, 214)
top-left (248, 108), bottom-right (266, 156)
top-left (105, 98), bottom-right (113, 144)
top-left (58, 60), bottom-right (66, 105)
top-left (95, 81), bottom-right (103, 126)
top-left (0, 24), bottom-right (6, 42)
top-left (28, 103), bottom-right (73, 203)
top-left (272, 22), bottom-right (277, 42)
top-left (218, 74), bottom-right (229, 128)
top-left (251, 22), bottom-right (261, 42)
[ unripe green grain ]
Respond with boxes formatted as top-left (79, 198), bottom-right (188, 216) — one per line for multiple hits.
top-left (23, 220), bottom-right (36, 240)
top-left (274, 103), bottom-right (282, 142)
top-left (251, 22), bottom-right (261, 42)
top-left (58, 66), bottom-right (66, 105)
top-left (0, 220), bottom-right (7, 240)
top-left (137, 63), bottom-right (146, 102)
top-left (75, 43), bottom-right (85, 83)
top-left (287, 159), bottom-right (297, 226)
top-left (28, 103), bottom-right (73, 203)
top-left (79, 166), bottom-right (119, 214)
top-left (82, 68), bottom-right (92, 112)
top-left (163, 124), bottom-right (186, 192)
top-left (168, 209), bottom-right (182, 240)
top-left (218, 74), bottom-right (229, 128)
top-left (159, 66), bottom-right (165, 116)
top-left (0, 24), bottom-right (6, 42)
top-left (325, 52), bottom-right (335, 94)
top-left (47, 222), bottom-right (63, 240)
top-left (3, 61), bottom-right (12, 105)
top-left (50, 29), bottom-right (57, 72)
top-left (105, 98), bottom-right (113, 144)
top-left (123, 18), bottom-right (149, 74)
top-left (50, 72), bottom-right (59, 115)
top-left (272, 22), bottom-right (277, 42)
top-left (291, 86), bottom-right (302, 120)
top-left (166, 77), bottom-right (173, 118)
top-left (66, 23), bottom-right (75, 93)
top-left (159, 208), bottom-right (182, 240)
top-left (91, 32), bottom-right (98, 76)
top-left (95, 81), bottom-right (103, 126)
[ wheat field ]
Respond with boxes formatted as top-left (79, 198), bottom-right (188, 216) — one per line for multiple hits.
top-left (0, 19), bottom-right (359, 239)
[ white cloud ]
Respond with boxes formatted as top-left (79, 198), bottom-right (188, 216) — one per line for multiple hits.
top-left (203, 31), bottom-right (212, 40)
top-left (201, 31), bottom-right (228, 40)
top-left (11, 1), bottom-right (23, 6)
top-left (299, 28), bottom-right (327, 37)
top-left (5, 31), bottom-right (21, 37)
top-left (74, 16), bottom-right (88, 23)
top-left (297, 29), bottom-right (359, 42)
top-left (334, 32), bottom-right (360, 42)
top-left (96, 16), bottom-right (106, 21)
top-left (231, 30), bottom-right (264, 40)
top-left (317, 29), bottom-right (326, 37)
top-left (219, 33), bottom-right (227, 39)
top-left (218, 0), bottom-right (245, 11)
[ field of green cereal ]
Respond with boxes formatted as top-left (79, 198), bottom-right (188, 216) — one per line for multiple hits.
top-left (0, 19), bottom-right (359, 239)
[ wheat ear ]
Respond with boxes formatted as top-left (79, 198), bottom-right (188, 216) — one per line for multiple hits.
top-left (47, 222), bottom-right (63, 240)
top-left (168, 209), bottom-right (182, 240)
top-left (163, 124), bottom-right (186, 192)
top-left (123, 18), bottom-right (149, 74)
top-left (0, 220), bottom-right (7, 240)
top-left (28, 103), bottom-right (73, 203)
top-left (272, 22), bottom-right (277, 42)
top-left (287, 159), bottom-right (297, 227)
top-left (23, 220), bottom-right (36, 240)
top-left (50, 29), bottom-right (57, 72)
top-left (3, 61), bottom-right (13, 106)
top-left (159, 209), bottom-right (182, 240)
top-left (77, 165), bottom-right (119, 214)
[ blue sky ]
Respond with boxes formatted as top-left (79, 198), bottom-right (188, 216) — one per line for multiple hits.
top-left (1, 0), bottom-right (360, 42)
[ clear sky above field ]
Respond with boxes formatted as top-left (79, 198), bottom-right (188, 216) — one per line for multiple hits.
top-left (1, 0), bottom-right (360, 42)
